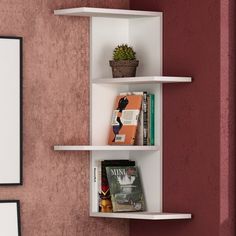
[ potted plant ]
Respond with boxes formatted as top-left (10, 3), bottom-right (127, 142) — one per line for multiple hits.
top-left (109, 44), bottom-right (139, 78)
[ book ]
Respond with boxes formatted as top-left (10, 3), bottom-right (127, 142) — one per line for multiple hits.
top-left (93, 166), bottom-right (99, 212)
top-left (100, 160), bottom-right (135, 212)
top-left (108, 95), bottom-right (142, 145)
top-left (143, 92), bottom-right (148, 145)
top-left (133, 92), bottom-right (145, 146)
top-left (149, 94), bottom-right (155, 145)
top-left (119, 91), bottom-right (146, 146)
top-left (135, 104), bottom-right (144, 145)
top-left (106, 166), bottom-right (145, 212)
top-left (147, 95), bottom-right (150, 145)
top-left (147, 94), bottom-right (155, 145)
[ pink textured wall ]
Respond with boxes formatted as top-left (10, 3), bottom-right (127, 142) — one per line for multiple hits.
top-left (130, 0), bottom-right (235, 236)
top-left (0, 1), bottom-right (130, 236)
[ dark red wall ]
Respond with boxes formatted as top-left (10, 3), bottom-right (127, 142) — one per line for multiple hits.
top-left (130, 0), bottom-right (235, 236)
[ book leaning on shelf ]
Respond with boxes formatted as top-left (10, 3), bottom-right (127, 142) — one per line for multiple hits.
top-left (99, 159), bottom-right (135, 213)
top-left (108, 95), bottom-right (142, 145)
top-left (120, 91), bottom-right (146, 145)
top-left (106, 166), bottom-right (145, 212)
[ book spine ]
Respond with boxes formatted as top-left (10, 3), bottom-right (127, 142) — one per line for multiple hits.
top-left (147, 95), bottom-right (151, 145)
top-left (135, 94), bottom-right (144, 145)
top-left (97, 160), bottom-right (101, 211)
top-left (93, 167), bottom-right (99, 212)
top-left (143, 92), bottom-right (148, 145)
top-left (149, 94), bottom-right (155, 145)
top-left (94, 160), bottom-right (102, 212)
top-left (101, 161), bottom-right (110, 199)
top-left (136, 108), bottom-right (143, 145)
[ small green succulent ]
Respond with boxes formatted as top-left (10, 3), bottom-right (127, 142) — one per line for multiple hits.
top-left (113, 44), bottom-right (136, 61)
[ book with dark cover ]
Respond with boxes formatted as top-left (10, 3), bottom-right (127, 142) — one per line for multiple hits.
top-left (147, 95), bottom-right (151, 145)
top-left (149, 94), bottom-right (155, 145)
top-left (143, 92), bottom-right (148, 145)
top-left (106, 166), bottom-right (145, 212)
top-left (108, 95), bottom-right (142, 145)
top-left (147, 94), bottom-right (155, 145)
top-left (100, 160), bottom-right (135, 212)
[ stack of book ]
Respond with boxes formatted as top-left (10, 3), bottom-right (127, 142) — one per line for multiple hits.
top-left (94, 160), bottom-right (145, 213)
top-left (108, 92), bottom-right (155, 146)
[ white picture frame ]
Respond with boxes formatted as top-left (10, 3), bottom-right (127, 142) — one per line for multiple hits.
top-left (0, 37), bottom-right (22, 185)
top-left (0, 201), bottom-right (21, 236)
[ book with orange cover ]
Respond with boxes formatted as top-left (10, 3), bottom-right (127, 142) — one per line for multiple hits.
top-left (108, 95), bottom-right (142, 145)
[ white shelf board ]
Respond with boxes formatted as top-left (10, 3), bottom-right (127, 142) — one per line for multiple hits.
top-left (54, 145), bottom-right (159, 151)
top-left (90, 212), bottom-right (192, 220)
top-left (92, 76), bottom-right (192, 84)
top-left (54, 7), bottom-right (162, 18)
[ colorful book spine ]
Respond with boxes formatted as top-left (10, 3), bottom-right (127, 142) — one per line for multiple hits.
top-left (149, 94), bottom-right (155, 145)
top-left (93, 166), bottom-right (99, 212)
top-left (147, 95), bottom-right (150, 145)
top-left (143, 92), bottom-right (148, 145)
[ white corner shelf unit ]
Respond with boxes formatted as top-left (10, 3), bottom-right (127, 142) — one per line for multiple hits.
top-left (54, 7), bottom-right (192, 220)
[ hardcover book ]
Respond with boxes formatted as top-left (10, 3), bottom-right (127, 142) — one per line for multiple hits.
top-left (143, 92), bottom-right (148, 145)
top-left (148, 94), bottom-right (155, 145)
top-left (100, 160), bottom-right (135, 212)
top-left (119, 91), bottom-right (146, 146)
top-left (106, 166), bottom-right (145, 212)
top-left (108, 95), bottom-right (142, 145)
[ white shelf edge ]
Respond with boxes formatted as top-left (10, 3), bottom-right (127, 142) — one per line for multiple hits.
top-left (90, 212), bottom-right (192, 220)
top-left (54, 7), bottom-right (162, 18)
top-left (92, 76), bottom-right (192, 84)
top-left (54, 145), bottom-right (159, 151)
